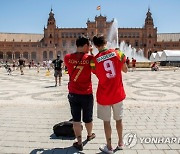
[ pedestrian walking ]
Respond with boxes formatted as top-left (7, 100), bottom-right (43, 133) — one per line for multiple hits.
top-left (52, 55), bottom-right (63, 86)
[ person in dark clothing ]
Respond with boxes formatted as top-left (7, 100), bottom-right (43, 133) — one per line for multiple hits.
top-left (18, 57), bottom-right (25, 75)
top-left (52, 55), bottom-right (63, 86)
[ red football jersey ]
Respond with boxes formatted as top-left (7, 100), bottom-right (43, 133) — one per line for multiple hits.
top-left (93, 49), bottom-right (126, 105)
top-left (64, 52), bottom-right (93, 94)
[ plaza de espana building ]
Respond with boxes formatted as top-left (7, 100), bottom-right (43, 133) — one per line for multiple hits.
top-left (0, 8), bottom-right (180, 63)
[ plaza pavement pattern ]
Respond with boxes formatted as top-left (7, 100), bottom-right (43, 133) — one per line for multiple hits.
top-left (0, 67), bottom-right (180, 154)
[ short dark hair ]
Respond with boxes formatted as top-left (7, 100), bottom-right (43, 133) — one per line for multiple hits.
top-left (76, 35), bottom-right (90, 47)
top-left (92, 34), bottom-right (107, 47)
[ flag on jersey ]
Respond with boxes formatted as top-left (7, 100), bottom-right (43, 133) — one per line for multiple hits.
top-left (96, 5), bottom-right (101, 10)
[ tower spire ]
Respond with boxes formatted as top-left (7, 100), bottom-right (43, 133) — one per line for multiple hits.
top-left (145, 7), bottom-right (154, 26)
top-left (47, 8), bottom-right (56, 28)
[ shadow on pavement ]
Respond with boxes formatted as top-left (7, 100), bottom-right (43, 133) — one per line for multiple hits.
top-left (44, 85), bottom-right (56, 88)
top-left (30, 147), bottom-right (85, 154)
top-left (50, 133), bottom-right (75, 140)
top-left (30, 140), bottom-right (89, 154)
top-left (96, 147), bottom-right (122, 154)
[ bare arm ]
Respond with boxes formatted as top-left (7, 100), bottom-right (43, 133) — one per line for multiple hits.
top-left (122, 63), bottom-right (128, 73)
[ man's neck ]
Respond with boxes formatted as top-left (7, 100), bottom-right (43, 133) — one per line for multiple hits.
top-left (98, 46), bottom-right (107, 52)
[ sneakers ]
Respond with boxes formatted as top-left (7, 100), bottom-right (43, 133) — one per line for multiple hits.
top-left (87, 133), bottom-right (96, 141)
top-left (73, 142), bottom-right (83, 151)
top-left (99, 145), bottom-right (114, 154)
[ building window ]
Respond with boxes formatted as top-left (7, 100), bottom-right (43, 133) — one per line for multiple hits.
top-left (71, 40), bottom-right (75, 47)
top-left (135, 33), bottom-right (139, 38)
top-left (62, 40), bottom-right (66, 47)
top-left (0, 51), bottom-right (3, 59)
top-left (119, 33), bottom-right (123, 38)
top-left (78, 33), bottom-right (81, 37)
top-left (49, 51), bottom-right (53, 60)
top-left (127, 33), bottom-right (131, 38)
top-left (43, 51), bottom-right (47, 60)
top-left (133, 33), bottom-right (136, 38)
top-left (31, 52), bottom-right (36, 60)
top-left (74, 33), bottom-right (76, 38)
top-left (70, 33), bottom-right (72, 38)
top-left (63, 51), bottom-right (67, 57)
top-left (135, 40), bottom-right (139, 47)
top-left (15, 44), bottom-right (21, 47)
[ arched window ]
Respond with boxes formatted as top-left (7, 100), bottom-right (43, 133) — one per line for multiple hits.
top-left (23, 52), bottom-right (28, 60)
top-left (0, 51), bottom-right (3, 59)
top-left (43, 51), bottom-right (47, 60)
top-left (6, 52), bottom-right (12, 60)
top-left (49, 51), bottom-right (53, 60)
top-left (63, 51), bottom-right (67, 57)
top-left (31, 52), bottom-right (36, 60)
top-left (15, 52), bottom-right (20, 59)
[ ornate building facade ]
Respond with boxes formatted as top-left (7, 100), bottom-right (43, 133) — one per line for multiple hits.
top-left (0, 8), bottom-right (180, 62)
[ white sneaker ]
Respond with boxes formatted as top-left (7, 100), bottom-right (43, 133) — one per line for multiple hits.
top-left (99, 145), bottom-right (114, 154)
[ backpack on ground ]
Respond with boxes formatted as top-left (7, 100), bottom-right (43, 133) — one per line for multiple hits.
top-left (53, 120), bottom-right (74, 137)
top-left (53, 119), bottom-right (83, 137)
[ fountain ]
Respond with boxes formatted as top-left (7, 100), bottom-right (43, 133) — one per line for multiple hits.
top-left (107, 19), bottom-right (119, 49)
top-left (106, 18), bottom-right (151, 68)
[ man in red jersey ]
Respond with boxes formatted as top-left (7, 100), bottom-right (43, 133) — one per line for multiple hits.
top-left (131, 57), bottom-right (136, 72)
top-left (64, 36), bottom-right (95, 151)
top-left (91, 34), bottom-right (127, 154)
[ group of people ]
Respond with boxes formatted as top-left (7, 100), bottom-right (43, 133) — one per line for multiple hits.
top-left (64, 35), bottom-right (128, 154)
top-left (125, 57), bottom-right (136, 71)
top-left (3, 57), bottom-right (25, 75)
top-left (2, 56), bottom-right (64, 80)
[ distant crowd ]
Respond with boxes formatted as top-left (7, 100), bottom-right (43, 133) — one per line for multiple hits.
top-left (0, 58), bottom-right (57, 75)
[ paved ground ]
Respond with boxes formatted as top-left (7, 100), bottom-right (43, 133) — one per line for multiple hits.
top-left (0, 67), bottom-right (180, 154)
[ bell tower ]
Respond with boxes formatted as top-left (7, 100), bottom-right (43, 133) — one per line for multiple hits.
top-left (47, 8), bottom-right (56, 29)
top-left (143, 8), bottom-right (157, 58)
top-left (43, 8), bottom-right (58, 47)
top-left (145, 8), bottom-right (154, 27)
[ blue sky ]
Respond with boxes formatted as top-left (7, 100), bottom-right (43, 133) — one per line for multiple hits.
top-left (0, 0), bottom-right (179, 34)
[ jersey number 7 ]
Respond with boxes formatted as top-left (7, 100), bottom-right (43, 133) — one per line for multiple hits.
top-left (73, 66), bottom-right (84, 82)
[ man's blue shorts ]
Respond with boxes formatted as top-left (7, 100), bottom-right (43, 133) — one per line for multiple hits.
top-left (68, 93), bottom-right (93, 123)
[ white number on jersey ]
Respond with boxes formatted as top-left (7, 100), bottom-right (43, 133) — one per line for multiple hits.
top-left (103, 60), bottom-right (116, 78)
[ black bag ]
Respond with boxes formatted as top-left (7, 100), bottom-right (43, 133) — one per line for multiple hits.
top-left (53, 120), bottom-right (75, 137)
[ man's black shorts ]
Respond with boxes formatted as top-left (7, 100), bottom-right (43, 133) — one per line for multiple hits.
top-left (68, 93), bottom-right (93, 123)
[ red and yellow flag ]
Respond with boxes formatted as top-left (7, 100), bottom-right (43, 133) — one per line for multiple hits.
top-left (96, 5), bottom-right (101, 10)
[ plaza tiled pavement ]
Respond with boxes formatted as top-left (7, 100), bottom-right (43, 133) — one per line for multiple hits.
top-left (0, 67), bottom-right (180, 154)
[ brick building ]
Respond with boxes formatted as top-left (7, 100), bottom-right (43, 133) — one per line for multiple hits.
top-left (0, 8), bottom-right (180, 62)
